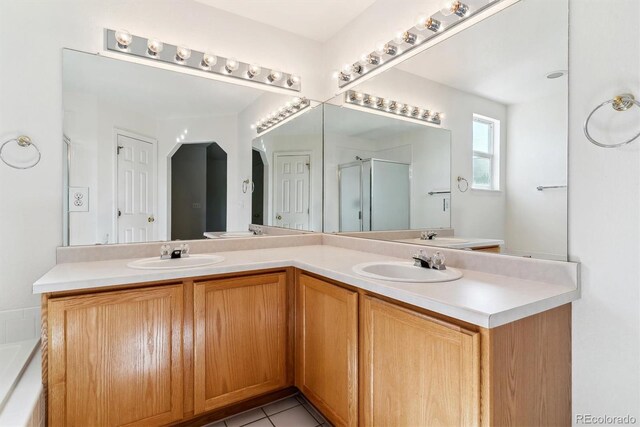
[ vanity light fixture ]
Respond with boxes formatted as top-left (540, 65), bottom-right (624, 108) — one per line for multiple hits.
top-left (335, 0), bottom-right (502, 88)
top-left (104, 29), bottom-right (302, 92)
top-left (254, 97), bottom-right (310, 134)
top-left (345, 90), bottom-right (442, 125)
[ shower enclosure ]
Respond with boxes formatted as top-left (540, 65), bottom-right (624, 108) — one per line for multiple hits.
top-left (338, 158), bottom-right (410, 232)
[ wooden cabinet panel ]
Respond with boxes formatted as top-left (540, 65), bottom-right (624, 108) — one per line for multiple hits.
top-left (48, 284), bottom-right (184, 427)
top-left (295, 274), bottom-right (358, 427)
top-left (361, 296), bottom-right (480, 427)
top-left (194, 273), bottom-right (289, 413)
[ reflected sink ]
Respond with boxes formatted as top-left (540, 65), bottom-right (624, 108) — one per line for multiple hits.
top-left (127, 254), bottom-right (225, 270)
top-left (352, 261), bottom-right (463, 283)
top-left (220, 232), bottom-right (256, 238)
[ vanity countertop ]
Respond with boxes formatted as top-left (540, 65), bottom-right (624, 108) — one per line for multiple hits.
top-left (34, 244), bottom-right (578, 328)
top-left (396, 237), bottom-right (504, 249)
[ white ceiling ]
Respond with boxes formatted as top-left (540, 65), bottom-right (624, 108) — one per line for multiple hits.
top-left (63, 50), bottom-right (284, 119)
top-left (394, 0), bottom-right (568, 105)
top-left (193, 0), bottom-right (376, 42)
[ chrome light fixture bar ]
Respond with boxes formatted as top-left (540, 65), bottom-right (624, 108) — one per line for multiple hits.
top-left (105, 29), bottom-right (301, 92)
top-left (345, 90), bottom-right (442, 125)
top-left (254, 97), bottom-right (310, 134)
top-left (336, 0), bottom-right (505, 88)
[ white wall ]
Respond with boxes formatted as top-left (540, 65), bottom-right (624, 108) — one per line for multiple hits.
top-left (354, 68), bottom-right (508, 240)
top-left (0, 0), bottom-right (322, 318)
top-left (569, 0), bottom-right (640, 421)
top-left (505, 93), bottom-right (568, 260)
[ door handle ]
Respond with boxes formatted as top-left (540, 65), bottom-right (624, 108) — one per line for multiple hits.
top-left (148, 215), bottom-right (155, 223)
top-left (276, 214), bottom-right (282, 220)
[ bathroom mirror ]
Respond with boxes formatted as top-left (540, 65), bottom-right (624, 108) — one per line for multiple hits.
top-left (325, 0), bottom-right (568, 260)
top-left (252, 104), bottom-right (323, 231)
top-left (62, 49), bottom-right (322, 246)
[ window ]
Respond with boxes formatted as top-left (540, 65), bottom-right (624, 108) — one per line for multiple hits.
top-left (472, 114), bottom-right (500, 190)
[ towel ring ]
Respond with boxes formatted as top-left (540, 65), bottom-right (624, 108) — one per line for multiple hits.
top-left (0, 135), bottom-right (41, 169)
top-left (457, 176), bottom-right (468, 192)
top-left (584, 94), bottom-right (640, 148)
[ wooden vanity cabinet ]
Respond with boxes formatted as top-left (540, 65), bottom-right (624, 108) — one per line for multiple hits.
top-left (361, 295), bottom-right (480, 427)
top-left (295, 273), bottom-right (358, 427)
top-left (193, 272), bottom-right (291, 414)
top-left (47, 284), bottom-right (184, 427)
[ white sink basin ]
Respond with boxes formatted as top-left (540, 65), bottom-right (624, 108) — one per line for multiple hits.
top-left (352, 261), bottom-right (463, 283)
top-left (127, 254), bottom-right (225, 270)
top-left (220, 232), bottom-right (256, 238)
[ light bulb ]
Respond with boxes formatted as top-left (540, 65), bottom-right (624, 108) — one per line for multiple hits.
top-left (184, 129), bottom-right (188, 134)
top-left (176, 137), bottom-right (180, 143)
top-left (250, 124), bottom-right (256, 129)
top-left (441, 1), bottom-right (469, 17)
top-left (375, 43), bottom-right (397, 56)
top-left (425, 18), bottom-right (442, 32)
top-left (395, 31), bottom-right (418, 45)
top-left (175, 46), bottom-right (191, 62)
top-left (415, 14), bottom-right (429, 30)
top-left (248, 64), bottom-right (262, 78)
top-left (374, 42), bottom-right (387, 55)
top-left (268, 70), bottom-right (283, 83)
top-left (201, 53), bottom-right (217, 69)
top-left (331, 70), bottom-right (340, 80)
top-left (147, 38), bottom-right (163, 56)
top-left (115, 30), bottom-right (132, 50)
top-left (225, 58), bottom-right (239, 73)
top-left (292, 97), bottom-right (302, 107)
top-left (180, 134), bottom-right (185, 141)
top-left (286, 74), bottom-right (300, 87)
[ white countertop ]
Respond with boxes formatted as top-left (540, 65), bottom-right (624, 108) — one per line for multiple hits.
top-left (34, 245), bottom-right (578, 328)
top-left (396, 237), bottom-right (504, 249)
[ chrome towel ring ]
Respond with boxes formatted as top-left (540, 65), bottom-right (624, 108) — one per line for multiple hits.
top-left (0, 135), bottom-right (41, 169)
top-left (457, 176), bottom-right (468, 192)
top-left (584, 93), bottom-right (640, 148)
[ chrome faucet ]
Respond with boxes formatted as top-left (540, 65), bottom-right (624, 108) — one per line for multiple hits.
top-left (412, 250), bottom-right (447, 270)
top-left (248, 225), bottom-right (263, 235)
top-left (420, 230), bottom-right (438, 240)
top-left (160, 243), bottom-right (190, 259)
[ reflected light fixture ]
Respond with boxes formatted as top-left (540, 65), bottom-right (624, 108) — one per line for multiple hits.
top-left (345, 90), bottom-right (442, 125)
top-left (175, 46), bottom-right (191, 63)
top-left (254, 98), bottom-right (311, 134)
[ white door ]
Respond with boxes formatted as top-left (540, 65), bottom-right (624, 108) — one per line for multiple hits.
top-left (274, 154), bottom-right (310, 230)
top-left (117, 134), bottom-right (156, 243)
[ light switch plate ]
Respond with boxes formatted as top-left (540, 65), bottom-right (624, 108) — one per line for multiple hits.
top-left (69, 186), bottom-right (89, 212)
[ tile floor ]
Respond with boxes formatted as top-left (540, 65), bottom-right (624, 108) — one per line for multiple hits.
top-left (204, 394), bottom-right (332, 427)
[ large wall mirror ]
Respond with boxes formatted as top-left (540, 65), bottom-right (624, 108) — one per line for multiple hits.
top-left (62, 49), bottom-right (322, 246)
top-left (324, 0), bottom-right (568, 260)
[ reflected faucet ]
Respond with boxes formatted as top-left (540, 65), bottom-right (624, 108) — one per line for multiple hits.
top-left (421, 230), bottom-right (438, 240)
top-left (412, 250), bottom-right (447, 270)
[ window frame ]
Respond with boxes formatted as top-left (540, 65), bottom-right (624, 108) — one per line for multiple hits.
top-left (472, 114), bottom-right (500, 191)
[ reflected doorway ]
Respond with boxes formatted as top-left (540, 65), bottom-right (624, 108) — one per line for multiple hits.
top-left (252, 149), bottom-right (264, 225)
top-left (171, 142), bottom-right (227, 240)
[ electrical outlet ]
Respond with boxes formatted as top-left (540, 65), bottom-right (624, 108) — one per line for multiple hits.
top-left (69, 187), bottom-right (89, 212)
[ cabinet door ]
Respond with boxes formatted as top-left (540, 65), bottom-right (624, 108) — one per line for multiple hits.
top-left (194, 273), bottom-right (289, 413)
top-left (48, 284), bottom-right (184, 427)
top-left (296, 274), bottom-right (358, 427)
top-left (361, 296), bottom-right (480, 427)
